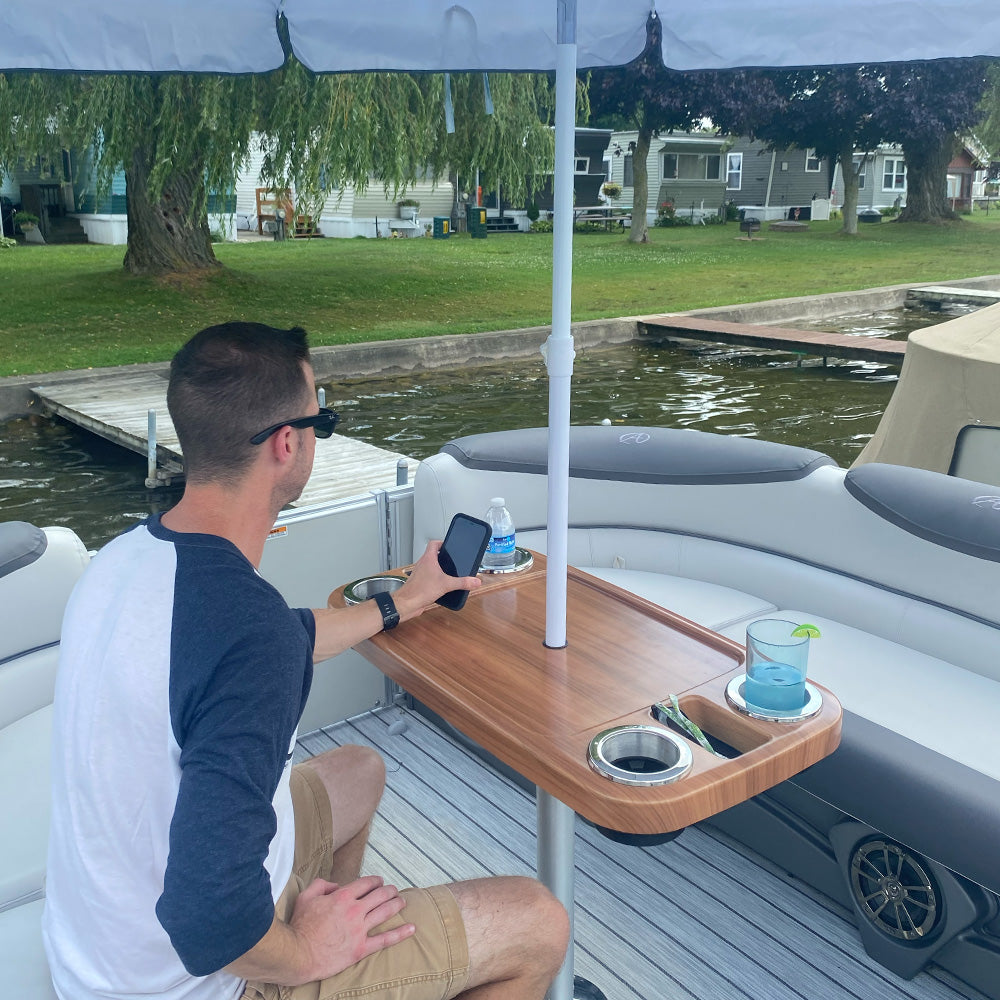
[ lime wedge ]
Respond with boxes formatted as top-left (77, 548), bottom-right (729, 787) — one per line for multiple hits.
top-left (791, 623), bottom-right (821, 639)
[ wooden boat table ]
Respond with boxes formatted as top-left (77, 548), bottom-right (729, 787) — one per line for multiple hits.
top-left (331, 551), bottom-right (842, 997)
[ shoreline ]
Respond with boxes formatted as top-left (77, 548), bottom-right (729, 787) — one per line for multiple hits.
top-left (3, 275), bottom-right (999, 422)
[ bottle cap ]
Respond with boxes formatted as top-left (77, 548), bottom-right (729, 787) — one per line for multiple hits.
top-left (490, 497), bottom-right (505, 506)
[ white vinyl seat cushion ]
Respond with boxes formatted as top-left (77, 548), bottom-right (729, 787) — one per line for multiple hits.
top-left (0, 899), bottom-right (57, 999)
top-left (580, 566), bottom-right (776, 631)
top-left (718, 613), bottom-right (1000, 783)
top-left (0, 705), bottom-right (52, 909)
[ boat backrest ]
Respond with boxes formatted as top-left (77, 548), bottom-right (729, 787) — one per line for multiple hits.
top-left (0, 522), bottom-right (90, 730)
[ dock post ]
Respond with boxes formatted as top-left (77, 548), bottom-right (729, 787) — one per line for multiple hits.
top-left (145, 410), bottom-right (159, 488)
top-left (396, 459), bottom-right (408, 486)
top-left (318, 387), bottom-right (326, 408)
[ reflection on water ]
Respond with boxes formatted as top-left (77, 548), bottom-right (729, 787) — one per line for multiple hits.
top-left (0, 416), bottom-right (184, 549)
top-left (1, 341), bottom-right (897, 550)
top-left (795, 302), bottom-right (978, 340)
top-left (325, 342), bottom-right (897, 469)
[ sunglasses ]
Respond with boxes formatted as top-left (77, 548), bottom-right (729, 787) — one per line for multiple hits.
top-left (249, 407), bottom-right (340, 445)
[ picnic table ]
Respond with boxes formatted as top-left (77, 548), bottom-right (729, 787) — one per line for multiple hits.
top-left (572, 204), bottom-right (632, 230)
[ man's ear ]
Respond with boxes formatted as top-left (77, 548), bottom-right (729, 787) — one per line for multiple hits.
top-left (266, 425), bottom-right (297, 463)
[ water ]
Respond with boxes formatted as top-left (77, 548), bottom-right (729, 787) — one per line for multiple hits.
top-left (744, 662), bottom-right (807, 712)
top-left (1, 338), bottom-right (898, 550)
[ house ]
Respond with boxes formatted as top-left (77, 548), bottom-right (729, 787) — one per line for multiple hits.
top-left (605, 130), bottom-right (728, 225)
top-left (725, 138), bottom-right (833, 221)
top-left (946, 137), bottom-right (990, 212)
top-left (528, 127), bottom-right (612, 213)
top-left (829, 144), bottom-right (908, 214)
top-left (1, 149), bottom-right (236, 245)
top-left (234, 142), bottom-right (456, 240)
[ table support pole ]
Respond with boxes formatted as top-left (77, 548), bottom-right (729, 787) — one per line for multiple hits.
top-left (537, 789), bottom-right (576, 1000)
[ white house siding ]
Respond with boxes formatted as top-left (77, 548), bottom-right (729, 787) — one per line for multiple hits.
top-left (232, 138), bottom-right (453, 238)
top-left (346, 180), bottom-right (454, 238)
top-left (829, 145), bottom-right (907, 213)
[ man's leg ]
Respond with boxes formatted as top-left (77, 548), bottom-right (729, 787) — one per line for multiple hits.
top-left (299, 744), bottom-right (385, 883)
top-left (449, 876), bottom-right (569, 1000)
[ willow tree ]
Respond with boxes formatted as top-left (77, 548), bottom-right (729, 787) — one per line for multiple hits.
top-left (0, 66), bottom-right (554, 276)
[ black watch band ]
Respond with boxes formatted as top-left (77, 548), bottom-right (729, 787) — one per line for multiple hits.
top-left (372, 591), bottom-right (400, 631)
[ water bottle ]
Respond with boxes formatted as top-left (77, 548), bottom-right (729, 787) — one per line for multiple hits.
top-left (482, 497), bottom-right (516, 571)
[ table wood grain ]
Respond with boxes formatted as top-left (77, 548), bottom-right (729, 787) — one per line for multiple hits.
top-left (332, 553), bottom-right (842, 835)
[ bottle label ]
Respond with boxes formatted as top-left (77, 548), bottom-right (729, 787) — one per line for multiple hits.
top-left (489, 533), bottom-right (515, 555)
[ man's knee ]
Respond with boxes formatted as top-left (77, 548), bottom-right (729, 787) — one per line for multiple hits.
top-left (521, 879), bottom-right (570, 972)
top-left (452, 875), bottom-right (569, 978)
top-left (306, 744), bottom-right (385, 791)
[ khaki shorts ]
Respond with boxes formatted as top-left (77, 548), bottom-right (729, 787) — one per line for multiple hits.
top-left (242, 764), bottom-right (471, 1000)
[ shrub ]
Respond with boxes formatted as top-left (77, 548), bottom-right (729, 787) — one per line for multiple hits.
top-left (526, 202), bottom-right (540, 222)
top-left (654, 200), bottom-right (691, 227)
top-left (398, 198), bottom-right (420, 208)
top-left (530, 218), bottom-right (553, 233)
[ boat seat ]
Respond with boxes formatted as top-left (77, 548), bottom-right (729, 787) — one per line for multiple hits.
top-left (0, 900), bottom-right (57, 999)
top-left (561, 564), bottom-right (775, 632)
top-left (0, 522), bottom-right (89, 997)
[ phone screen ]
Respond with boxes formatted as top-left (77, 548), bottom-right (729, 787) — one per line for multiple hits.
top-left (436, 513), bottom-right (491, 610)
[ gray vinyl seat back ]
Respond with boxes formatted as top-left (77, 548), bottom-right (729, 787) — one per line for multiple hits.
top-left (0, 522), bottom-right (90, 729)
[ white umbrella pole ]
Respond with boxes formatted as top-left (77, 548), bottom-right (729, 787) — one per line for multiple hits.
top-left (537, 7), bottom-right (580, 1000)
top-left (544, 1), bottom-right (577, 651)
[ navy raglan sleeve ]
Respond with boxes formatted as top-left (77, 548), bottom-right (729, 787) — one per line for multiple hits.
top-left (155, 563), bottom-right (314, 976)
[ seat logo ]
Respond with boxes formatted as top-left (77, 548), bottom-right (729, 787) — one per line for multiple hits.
top-left (972, 496), bottom-right (1000, 509)
top-left (619, 432), bottom-right (650, 445)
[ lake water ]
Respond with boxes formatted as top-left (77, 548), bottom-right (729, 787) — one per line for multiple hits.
top-left (1, 331), bottom-right (904, 549)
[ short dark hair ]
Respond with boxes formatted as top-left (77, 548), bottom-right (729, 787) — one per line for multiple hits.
top-left (167, 322), bottom-right (312, 483)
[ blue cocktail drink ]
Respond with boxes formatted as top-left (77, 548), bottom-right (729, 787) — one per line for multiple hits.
top-left (744, 620), bottom-right (810, 713)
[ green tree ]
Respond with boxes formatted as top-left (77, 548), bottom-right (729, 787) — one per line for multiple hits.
top-left (587, 16), bottom-right (722, 243)
top-left (706, 66), bottom-right (888, 236)
top-left (0, 67), bottom-right (554, 276)
top-left (877, 59), bottom-right (991, 223)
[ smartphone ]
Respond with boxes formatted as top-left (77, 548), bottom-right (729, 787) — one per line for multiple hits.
top-left (436, 512), bottom-right (492, 610)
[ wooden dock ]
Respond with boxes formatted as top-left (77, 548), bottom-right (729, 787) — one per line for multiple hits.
top-left (636, 315), bottom-right (907, 365)
top-left (32, 371), bottom-right (420, 506)
top-left (904, 285), bottom-right (1000, 309)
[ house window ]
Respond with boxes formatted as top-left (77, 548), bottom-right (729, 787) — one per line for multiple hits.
top-left (805, 148), bottom-right (822, 172)
top-left (623, 154), bottom-right (634, 187)
top-left (574, 156), bottom-right (590, 174)
top-left (883, 158), bottom-right (906, 191)
top-left (726, 152), bottom-right (743, 191)
top-left (852, 155), bottom-right (867, 190)
top-left (663, 152), bottom-right (722, 181)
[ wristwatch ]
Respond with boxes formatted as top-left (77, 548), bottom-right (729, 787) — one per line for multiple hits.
top-left (372, 591), bottom-right (400, 631)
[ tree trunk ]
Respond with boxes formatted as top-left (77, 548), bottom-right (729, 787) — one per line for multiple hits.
top-left (123, 145), bottom-right (220, 277)
top-left (897, 134), bottom-right (959, 223)
top-left (628, 126), bottom-right (653, 244)
top-left (839, 145), bottom-right (861, 236)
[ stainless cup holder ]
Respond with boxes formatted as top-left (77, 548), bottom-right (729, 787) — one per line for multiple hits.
top-left (343, 574), bottom-right (407, 606)
top-left (588, 725), bottom-right (693, 786)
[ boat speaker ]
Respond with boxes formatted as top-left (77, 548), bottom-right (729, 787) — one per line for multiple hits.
top-left (848, 837), bottom-right (939, 941)
top-left (831, 820), bottom-right (987, 980)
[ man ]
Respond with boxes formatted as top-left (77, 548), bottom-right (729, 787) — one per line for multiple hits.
top-left (43, 322), bottom-right (568, 1000)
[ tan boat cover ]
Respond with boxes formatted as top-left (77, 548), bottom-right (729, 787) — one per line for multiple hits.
top-left (853, 302), bottom-right (1000, 483)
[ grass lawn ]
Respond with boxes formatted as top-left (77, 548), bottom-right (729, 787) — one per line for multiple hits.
top-left (2, 214), bottom-right (1000, 376)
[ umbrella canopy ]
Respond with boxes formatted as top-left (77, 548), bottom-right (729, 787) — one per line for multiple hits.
top-left (4, 1), bottom-right (1000, 74)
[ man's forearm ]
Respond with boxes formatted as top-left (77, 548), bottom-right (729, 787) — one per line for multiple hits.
top-left (224, 913), bottom-right (315, 987)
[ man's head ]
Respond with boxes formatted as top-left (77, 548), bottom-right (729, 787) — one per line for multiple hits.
top-left (167, 322), bottom-right (316, 486)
